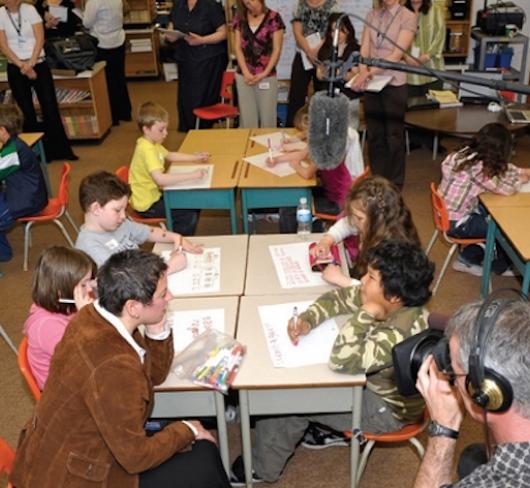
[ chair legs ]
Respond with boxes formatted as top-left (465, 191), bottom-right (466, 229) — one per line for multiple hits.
top-left (0, 324), bottom-right (18, 355)
top-left (425, 230), bottom-right (439, 256)
top-left (432, 243), bottom-right (458, 295)
top-left (195, 118), bottom-right (200, 129)
top-left (64, 210), bottom-right (79, 234)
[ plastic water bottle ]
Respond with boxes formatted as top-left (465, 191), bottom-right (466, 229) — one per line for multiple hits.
top-left (296, 197), bottom-right (311, 238)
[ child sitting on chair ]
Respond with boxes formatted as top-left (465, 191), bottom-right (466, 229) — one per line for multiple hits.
top-left (0, 104), bottom-right (48, 262)
top-left (75, 170), bottom-right (202, 271)
top-left (129, 101), bottom-right (209, 235)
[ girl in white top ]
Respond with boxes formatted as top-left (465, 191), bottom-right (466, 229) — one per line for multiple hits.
top-left (0, 0), bottom-right (77, 161)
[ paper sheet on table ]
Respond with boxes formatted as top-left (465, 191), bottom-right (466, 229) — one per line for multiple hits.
top-left (49, 5), bottom-right (68, 22)
top-left (250, 132), bottom-right (287, 151)
top-left (163, 247), bottom-right (221, 295)
top-left (269, 242), bottom-right (328, 288)
top-left (165, 164), bottom-right (213, 189)
top-left (345, 74), bottom-right (393, 92)
top-left (259, 301), bottom-right (339, 367)
top-left (243, 152), bottom-right (297, 177)
top-left (165, 308), bottom-right (225, 353)
top-left (519, 181), bottom-right (530, 193)
top-left (301, 32), bottom-right (321, 70)
top-left (156, 27), bottom-right (188, 39)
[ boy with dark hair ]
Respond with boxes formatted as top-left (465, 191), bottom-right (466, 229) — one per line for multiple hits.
top-left (75, 170), bottom-right (202, 270)
top-left (0, 104), bottom-right (47, 262)
top-left (231, 240), bottom-right (434, 485)
top-left (129, 101), bottom-right (209, 235)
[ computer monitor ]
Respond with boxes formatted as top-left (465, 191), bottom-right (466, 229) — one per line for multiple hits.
top-left (458, 71), bottom-right (503, 103)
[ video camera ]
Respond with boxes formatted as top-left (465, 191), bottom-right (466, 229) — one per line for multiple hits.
top-left (392, 329), bottom-right (453, 396)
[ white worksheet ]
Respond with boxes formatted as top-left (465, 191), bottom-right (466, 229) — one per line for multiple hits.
top-left (49, 5), bottom-right (68, 22)
top-left (164, 248), bottom-right (221, 295)
top-left (269, 242), bottom-right (327, 288)
top-left (250, 131), bottom-right (289, 151)
top-left (165, 308), bottom-right (225, 353)
top-left (259, 301), bottom-right (339, 367)
top-left (244, 152), bottom-right (297, 177)
top-left (165, 164), bottom-right (213, 189)
top-left (519, 181), bottom-right (530, 193)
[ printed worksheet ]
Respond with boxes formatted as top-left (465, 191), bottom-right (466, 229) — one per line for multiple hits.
top-left (269, 242), bottom-right (327, 288)
top-left (164, 247), bottom-right (221, 295)
top-left (250, 131), bottom-right (288, 151)
top-left (243, 152), bottom-right (297, 177)
top-left (259, 301), bottom-right (339, 367)
top-left (165, 308), bottom-right (225, 353)
top-left (165, 164), bottom-right (213, 189)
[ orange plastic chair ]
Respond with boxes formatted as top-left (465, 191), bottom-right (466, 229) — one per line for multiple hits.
top-left (17, 162), bottom-right (75, 271)
top-left (0, 437), bottom-right (15, 488)
top-left (312, 166), bottom-right (371, 223)
top-left (425, 182), bottom-right (487, 294)
top-left (193, 70), bottom-right (239, 129)
top-left (17, 337), bottom-right (42, 401)
top-left (351, 408), bottom-right (429, 483)
top-left (115, 166), bottom-right (167, 229)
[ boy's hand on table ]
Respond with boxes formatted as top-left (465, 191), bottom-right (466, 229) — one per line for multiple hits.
top-left (287, 316), bottom-right (311, 345)
top-left (322, 264), bottom-right (351, 287)
top-left (181, 238), bottom-right (203, 254)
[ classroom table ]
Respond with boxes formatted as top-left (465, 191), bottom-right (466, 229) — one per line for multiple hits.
top-left (152, 295), bottom-right (240, 475)
top-left (233, 294), bottom-right (366, 488)
top-left (244, 233), bottom-right (349, 296)
top-left (239, 129), bottom-right (316, 234)
top-left (152, 234), bottom-right (249, 298)
top-left (479, 192), bottom-right (530, 297)
top-left (163, 129), bottom-right (250, 234)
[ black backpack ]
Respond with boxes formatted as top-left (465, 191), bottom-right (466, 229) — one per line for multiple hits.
top-left (45, 33), bottom-right (98, 72)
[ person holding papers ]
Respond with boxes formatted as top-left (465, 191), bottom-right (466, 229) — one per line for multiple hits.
top-left (129, 101), bottom-right (209, 235)
top-left (232, 0), bottom-right (285, 128)
top-left (230, 240), bottom-right (433, 484)
top-left (285, 0), bottom-right (336, 127)
top-left (350, 0), bottom-right (416, 189)
top-left (11, 249), bottom-right (232, 488)
top-left (35, 0), bottom-right (81, 39)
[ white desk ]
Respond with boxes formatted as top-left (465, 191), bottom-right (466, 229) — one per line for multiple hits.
top-left (153, 234), bottom-right (249, 298)
top-left (152, 296), bottom-right (239, 475)
top-left (232, 294), bottom-right (366, 488)
top-left (244, 233), bottom-right (348, 296)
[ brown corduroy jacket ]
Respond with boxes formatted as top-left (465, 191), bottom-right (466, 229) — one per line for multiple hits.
top-left (11, 304), bottom-right (195, 488)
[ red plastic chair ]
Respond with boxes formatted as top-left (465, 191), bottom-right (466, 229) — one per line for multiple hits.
top-left (17, 337), bottom-right (42, 402)
top-left (115, 166), bottom-right (166, 229)
top-left (17, 162), bottom-right (75, 271)
top-left (425, 182), bottom-right (487, 294)
top-left (0, 437), bottom-right (15, 488)
top-left (193, 71), bottom-right (239, 129)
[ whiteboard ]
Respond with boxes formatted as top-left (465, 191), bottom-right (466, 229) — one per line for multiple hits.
top-left (266, 0), bottom-right (373, 80)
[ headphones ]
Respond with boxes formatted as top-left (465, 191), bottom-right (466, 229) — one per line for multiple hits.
top-left (465, 289), bottom-right (527, 413)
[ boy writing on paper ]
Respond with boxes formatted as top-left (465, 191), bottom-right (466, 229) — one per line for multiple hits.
top-left (75, 170), bottom-right (202, 271)
top-left (129, 101), bottom-right (209, 235)
top-left (230, 240), bottom-right (433, 485)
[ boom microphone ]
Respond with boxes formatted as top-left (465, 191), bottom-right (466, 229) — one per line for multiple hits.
top-left (308, 91), bottom-right (350, 170)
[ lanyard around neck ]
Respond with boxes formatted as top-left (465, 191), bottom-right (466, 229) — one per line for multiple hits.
top-left (376, 6), bottom-right (401, 50)
top-left (6, 8), bottom-right (22, 37)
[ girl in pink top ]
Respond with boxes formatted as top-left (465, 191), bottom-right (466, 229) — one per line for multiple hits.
top-left (23, 246), bottom-right (97, 390)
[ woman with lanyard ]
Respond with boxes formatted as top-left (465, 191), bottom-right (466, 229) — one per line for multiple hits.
top-left (166, 0), bottom-right (227, 132)
top-left (351, 0), bottom-right (416, 189)
top-left (0, 0), bottom-right (77, 161)
top-left (35, 0), bottom-right (81, 39)
top-left (286, 0), bottom-right (336, 128)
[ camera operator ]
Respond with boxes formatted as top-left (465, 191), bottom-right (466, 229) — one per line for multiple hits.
top-left (414, 298), bottom-right (530, 488)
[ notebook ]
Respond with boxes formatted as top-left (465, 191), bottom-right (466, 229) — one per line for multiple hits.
top-left (504, 108), bottom-right (530, 124)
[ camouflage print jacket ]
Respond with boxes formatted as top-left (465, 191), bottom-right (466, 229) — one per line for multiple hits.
top-left (299, 285), bottom-right (429, 422)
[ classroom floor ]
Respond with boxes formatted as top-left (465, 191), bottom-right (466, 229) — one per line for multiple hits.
top-left (1, 79), bottom-right (529, 488)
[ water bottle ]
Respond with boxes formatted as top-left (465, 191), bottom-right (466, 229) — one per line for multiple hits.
top-left (296, 197), bottom-right (311, 237)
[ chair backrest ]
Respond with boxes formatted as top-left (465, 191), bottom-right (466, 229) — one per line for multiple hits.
top-left (57, 162), bottom-right (72, 208)
top-left (220, 71), bottom-right (235, 102)
top-left (115, 165), bottom-right (129, 183)
top-left (430, 182), bottom-right (450, 233)
top-left (0, 437), bottom-right (15, 479)
top-left (17, 337), bottom-right (42, 401)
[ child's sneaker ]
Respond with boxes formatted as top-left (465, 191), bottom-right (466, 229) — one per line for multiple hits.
top-left (301, 424), bottom-right (350, 449)
top-left (229, 455), bottom-right (264, 486)
top-left (451, 257), bottom-right (483, 277)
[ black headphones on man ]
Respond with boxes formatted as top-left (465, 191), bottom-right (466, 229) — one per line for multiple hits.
top-left (465, 289), bottom-right (527, 413)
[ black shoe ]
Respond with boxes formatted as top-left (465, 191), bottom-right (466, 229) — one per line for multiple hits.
top-left (301, 424), bottom-right (350, 450)
top-left (229, 455), bottom-right (264, 486)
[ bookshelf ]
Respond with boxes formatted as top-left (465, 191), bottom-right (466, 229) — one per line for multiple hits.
top-left (443, 0), bottom-right (474, 62)
top-left (124, 0), bottom-right (160, 77)
top-left (0, 61), bottom-right (112, 140)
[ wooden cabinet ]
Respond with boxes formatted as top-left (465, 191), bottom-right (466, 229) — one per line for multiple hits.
top-left (125, 28), bottom-right (160, 77)
top-left (443, 0), bottom-right (474, 62)
top-left (0, 61), bottom-right (112, 140)
top-left (124, 0), bottom-right (156, 25)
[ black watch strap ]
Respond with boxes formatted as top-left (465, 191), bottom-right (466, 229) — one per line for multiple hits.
top-left (428, 420), bottom-right (459, 439)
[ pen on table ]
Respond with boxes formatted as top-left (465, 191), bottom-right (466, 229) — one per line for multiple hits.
top-left (267, 137), bottom-right (273, 163)
top-left (291, 306), bottom-right (299, 346)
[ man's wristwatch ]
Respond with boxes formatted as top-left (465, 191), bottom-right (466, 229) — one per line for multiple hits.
top-left (428, 420), bottom-right (459, 439)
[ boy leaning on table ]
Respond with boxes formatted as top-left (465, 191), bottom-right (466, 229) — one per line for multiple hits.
top-left (230, 239), bottom-right (434, 485)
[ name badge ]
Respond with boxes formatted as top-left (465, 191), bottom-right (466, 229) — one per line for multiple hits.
top-left (17, 36), bottom-right (26, 48)
top-left (105, 238), bottom-right (120, 250)
top-left (411, 46), bottom-right (420, 58)
top-left (258, 81), bottom-right (270, 90)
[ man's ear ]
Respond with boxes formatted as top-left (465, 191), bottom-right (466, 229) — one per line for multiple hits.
top-left (89, 201), bottom-right (102, 215)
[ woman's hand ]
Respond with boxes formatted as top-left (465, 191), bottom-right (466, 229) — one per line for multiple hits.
top-left (351, 71), bottom-right (371, 92)
top-left (185, 32), bottom-right (204, 46)
top-left (304, 46), bottom-right (319, 65)
top-left (287, 316), bottom-right (311, 345)
top-left (186, 420), bottom-right (218, 444)
top-left (44, 11), bottom-right (59, 29)
top-left (165, 32), bottom-right (179, 43)
top-left (73, 280), bottom-right (95, 311)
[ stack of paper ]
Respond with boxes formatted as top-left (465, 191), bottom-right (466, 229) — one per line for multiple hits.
top-left (428, 90), bottom-right (463, 108)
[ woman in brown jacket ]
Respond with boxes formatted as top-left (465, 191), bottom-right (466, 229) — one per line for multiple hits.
top-left (11, 250), bottom-right (231, 488)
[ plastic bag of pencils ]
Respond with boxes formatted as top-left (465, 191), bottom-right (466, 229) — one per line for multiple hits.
top-left (173, 329), bottom-right (245, 393)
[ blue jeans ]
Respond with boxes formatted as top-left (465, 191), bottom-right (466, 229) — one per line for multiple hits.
top-left (0, 195), bottom-right (15, 261)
